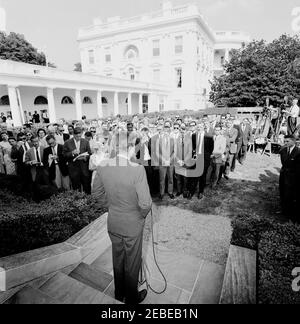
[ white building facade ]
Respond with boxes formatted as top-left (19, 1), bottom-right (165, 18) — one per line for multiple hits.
top-left (78, 1), bottom-right (250, 111)
top-left (0, 1), bottom-right (250, 126)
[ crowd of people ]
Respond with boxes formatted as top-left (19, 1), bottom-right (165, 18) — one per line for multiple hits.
top-left (0, 112), bottom-right (258, 201)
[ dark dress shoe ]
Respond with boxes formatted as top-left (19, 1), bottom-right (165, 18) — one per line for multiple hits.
top-left (197, 193), bottom-right (204, 200)
top-left (158, 194), bottom-right (164, 200)
top-left (176, 192), bottom-right (182, 197)
top-left (183, 192), bottom-right (188, 198)
top-left (169, 194), bottom-right (175, 199)
top-left (138, 289), bottom-right (148, 303)
top-left (187, 193), bottom-right (192, 200)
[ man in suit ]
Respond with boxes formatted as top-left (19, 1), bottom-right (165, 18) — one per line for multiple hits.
top-left (92, 130), bottom-right (152, 304)
top-left (25, 136), bottom-right (49, 201)
top-left (279, 135), bottom-right (300, 223)
top-left (151, 121), bottom-right (175, 200)
top-left (224, 120), bottom-right (238, 179)
top-left (56, 124), bottom-right (70, 145)
top-left (43, 135), bottom-right (70, 190)
top-left (63, 127), bottom-right (92, 194)
top-left (236, 118), bottom-right (253, 165)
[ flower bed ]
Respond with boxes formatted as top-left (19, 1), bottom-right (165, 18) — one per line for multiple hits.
top-left (231, 213), bottom-right (300, 304)
top-left (0, 188), bottom-right (107, 258)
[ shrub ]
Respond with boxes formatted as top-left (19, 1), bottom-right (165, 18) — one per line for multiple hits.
top-left (231, 213), bottom-right (300, 304)
top-left (0, 189), bottom-right (107, 258)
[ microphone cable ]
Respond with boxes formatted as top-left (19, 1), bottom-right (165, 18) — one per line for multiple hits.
top-left (139, 206), bottom-right (168, 295)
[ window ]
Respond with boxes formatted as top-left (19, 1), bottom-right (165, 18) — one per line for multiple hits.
top-left (88, 50), bottom-right (95, 65)
top-left (153, 69), bottom-right (160, 82)
top-left (159, 96), bottom-right (164, 112)
top-left (102, 97), bottom-right (108, 104)
top-left (106, 73), bottom-right (112, 77)
top-left (34, 96), bottom-right (48, 105)
top-left (153, 40), bottom-right (160, 57)
top-left (142, 95), bottom-right (148, 114)
top-left (0, 95), bottom-right (10, 106)
top-left (105, 48), bottom-right (111, 63)
top-left (129, 68), bottom-right (135, 80)
top-left (175, 67), bottom-right (182, 88)
top-left (175, 36), bottom-right (183, 54)
top-left (83, 96), bottom-right (93, 104)
top-left (174, 100), bottom-right (181, 110)
top-left (61, 96), bottom-right (74, 105)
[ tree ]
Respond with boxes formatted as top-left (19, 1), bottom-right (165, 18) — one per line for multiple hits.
top-left (0, 32), bottom-right (55, 67)
top-left (74, 62), bottom-right (82, 72)
top-left (210, 34), bottom-right (300, 107)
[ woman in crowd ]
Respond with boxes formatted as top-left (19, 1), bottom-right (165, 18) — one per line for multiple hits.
top-left (0, 132), bottom-right (16, 175)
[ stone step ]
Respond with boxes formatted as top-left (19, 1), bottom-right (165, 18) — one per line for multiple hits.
top-left (219, 245), bottom-right (256, 304)
top-left (39, 272), bottom-right (111, 304)
top-left (5, 286), bottom-right (59, 304)
top-left (69, 262), bottom-right (113, 293)
top-left (189, 261), bottom-right (225, 304)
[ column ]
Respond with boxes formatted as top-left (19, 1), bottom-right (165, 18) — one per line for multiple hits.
top-left (225, 49), bottom-right (230, 62)
top-left (96, 90), bottom-right (103, 119)
top-left (75, 89), bottom-right (83, 120)
top-left (148, 93), bottom-right (157, 113)
top-left (7, 85), bottom-right (22, 127)
top-left (16, 88), bottom-right (25, 125)
top-left (139, 93), bottom-right (143, 115)
top-left (114, 91), bottom-right (119, 116)
top-left (127, 92), bottom-right (132, 116)
top-left (47, 87), bottom-right (57, 123)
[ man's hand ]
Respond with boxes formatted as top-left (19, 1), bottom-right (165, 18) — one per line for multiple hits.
top-left (72, 149), bottom-right (80, 156)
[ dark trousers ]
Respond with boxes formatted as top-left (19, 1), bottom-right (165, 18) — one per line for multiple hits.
top-left (206, 159), bottom-right (222, 188)
top-left (225, 153), bottom-right (235, 176)
top-left (159, 166), bottom-right (174, 195)
top-left (68, 163), bottom-right (91, 194)
top-left (144, 166), bottom-right (153, 194)
top-left (109, 230), bottom-right (143, 304)
top-left (236, 142), bottom-right (247, 164)
top-left (199, 156), bottom-right (211, 194)
top-left (279, 171), bottom-right (298, 223)
top-left (176, 173), bottom-right (188, 194)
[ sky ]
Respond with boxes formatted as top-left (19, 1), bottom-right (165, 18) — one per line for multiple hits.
top-left (1, 0), bottom-right (300, 70)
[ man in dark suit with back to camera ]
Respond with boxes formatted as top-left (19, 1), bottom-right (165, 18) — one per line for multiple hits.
top-left (92, 130), bottom-right (152, 304)
top-left (63, 127), bottom-right (92, 194)
top-left (279, 135), bottom-right (300, 223)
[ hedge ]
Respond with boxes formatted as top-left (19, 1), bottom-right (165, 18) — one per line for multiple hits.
top-left (0, 189), bottom-right (107, 258)
top-left (231, 213), bottom-right (300, 304)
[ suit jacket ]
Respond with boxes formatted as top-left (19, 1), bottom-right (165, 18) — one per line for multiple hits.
top-left (238, 124), bottom-right (253, 145)
top-left (92, 156), bottom-right (152, 237)
top-left (151, 133), bottom-right (175, 167)
top-left (43, 144), bottom-right (68, 180)
top-left (16, 142), bottom-right (32, 168)
top-left (135, 137), bottom-right (152, 166)
top-left (226, 127), bottom-right (238, 154)
top-left (25, 146), bottom-right (45, 182)
top-left (63, 138), bottom-right (91, 176)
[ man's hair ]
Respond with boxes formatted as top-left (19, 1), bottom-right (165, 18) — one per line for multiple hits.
top-left (46, 134), bottom-right (56, 142)
top-left (85, 131), bottom-right (93, 138)
top-left (74, 127), bottom-right (82, 135)
top-left (8, 137), bottom-right (16, 142)
top-left (68, 125), bottom-right (75, 130)
top-left (31, 135), bottom-right (39, 141)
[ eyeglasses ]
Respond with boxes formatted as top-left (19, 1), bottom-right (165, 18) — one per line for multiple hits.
top-left (174, 127), bottom-right (179, 130)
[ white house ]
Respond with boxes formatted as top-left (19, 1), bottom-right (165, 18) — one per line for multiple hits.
top-left (0, 1), bottom-right (250, 126)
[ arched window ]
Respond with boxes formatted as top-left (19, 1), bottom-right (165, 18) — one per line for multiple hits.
top-left (34, 96), bottom-right (48, 105)
top-left (61, 96), bottom-right (74, 104)
top-left (102, 97), bottom-right (108, 104)
top-left (83, 96), bottom-right (93, 104)
top-left (0, 95), bottom-right (10, 106)
top-left (124, 45), bottom-right (139, 60)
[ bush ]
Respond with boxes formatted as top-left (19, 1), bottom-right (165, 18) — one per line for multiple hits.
top-left (0, 189), bottom-right (107, 258)
top-left (231, 213), bottom-right (300, 304)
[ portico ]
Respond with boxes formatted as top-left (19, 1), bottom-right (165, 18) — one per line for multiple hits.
top-left (0, 59), bottom-right (170, 126)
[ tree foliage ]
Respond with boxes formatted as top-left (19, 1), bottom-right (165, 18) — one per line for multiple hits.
top-left (0, 32), bottom-right (55, 67)
top-left (210, 34), bottom-right (300, 107)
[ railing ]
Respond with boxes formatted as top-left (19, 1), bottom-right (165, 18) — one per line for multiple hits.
top-left (79, 3), bottom-right (197, 36)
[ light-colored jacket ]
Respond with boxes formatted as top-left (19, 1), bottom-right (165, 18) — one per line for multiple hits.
top-left (92, 155), bottom-right (152, 237)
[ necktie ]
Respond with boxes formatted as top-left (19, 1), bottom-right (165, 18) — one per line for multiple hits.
top-left (36, 148), bottom-right (40, 163)
top-left (24, 144), bottom-right (28, 152)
